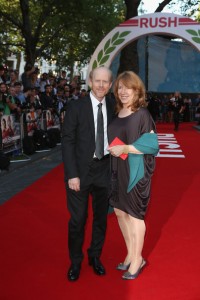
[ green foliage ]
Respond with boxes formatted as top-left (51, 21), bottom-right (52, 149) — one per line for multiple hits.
top-left (179, 0), bottom-right (199, 17)
top-left (0, 0), bottom-right (125, 69)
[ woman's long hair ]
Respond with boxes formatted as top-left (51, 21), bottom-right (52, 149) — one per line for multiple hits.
top-left (114, 71), bottom-right (147, 113)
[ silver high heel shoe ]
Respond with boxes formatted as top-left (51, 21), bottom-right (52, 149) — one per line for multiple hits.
top-left (116, 262), bottom-right (131, 271)
top-left (122, 258), bottom-right (147, 280)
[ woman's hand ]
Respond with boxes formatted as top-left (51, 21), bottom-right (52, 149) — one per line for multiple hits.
top-left (108, 145), bottom-right (129, 157)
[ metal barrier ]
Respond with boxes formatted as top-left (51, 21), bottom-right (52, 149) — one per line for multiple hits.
top-left (0, 109), bottom-right (62, 163)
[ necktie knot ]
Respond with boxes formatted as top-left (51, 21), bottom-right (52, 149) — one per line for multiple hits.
top-left (98, 103), bottom-right (102, 109)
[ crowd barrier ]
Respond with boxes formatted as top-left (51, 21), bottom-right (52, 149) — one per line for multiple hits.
top-left (0, 104), bottom-right (199, 171)
top-left (0, 109), bottom-right (64, 169)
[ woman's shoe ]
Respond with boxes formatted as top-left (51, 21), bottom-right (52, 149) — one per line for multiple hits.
top-left (116, 262), bottom-right (131, 271)
top-left (122, 259), bottom-right (147, 280)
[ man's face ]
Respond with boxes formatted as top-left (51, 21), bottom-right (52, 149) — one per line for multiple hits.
top-left (45, 86), bottom-right (51, 93)
top-left (10, 72), bottom-right (17, 80)
top-left (89, 68), bottom-right (112, 101)
top-left (30, 89), bottom-right (36, 96)
top-left (14, 85), bottom-right (21, 94)
top-left (8, 87), bottom-right (16, 96)
top-left (0, 84), bottom-right (7, 93)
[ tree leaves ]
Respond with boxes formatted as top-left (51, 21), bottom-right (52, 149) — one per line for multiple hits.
top-left (0, 0), bottom-right (126, 69)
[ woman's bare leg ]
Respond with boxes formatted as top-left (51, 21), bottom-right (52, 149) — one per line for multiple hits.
top-left (128, 215), bottom-right (146, 274)
top-left (114, 208), bottom-right (133, 264)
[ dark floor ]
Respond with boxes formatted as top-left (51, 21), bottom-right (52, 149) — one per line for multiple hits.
top-left (0, 145), bottom-right (62, 205)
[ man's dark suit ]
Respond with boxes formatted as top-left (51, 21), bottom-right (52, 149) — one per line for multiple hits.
top-left (62, 95), bottom-right (115, 265)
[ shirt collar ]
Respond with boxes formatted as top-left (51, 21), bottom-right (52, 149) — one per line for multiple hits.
top-left (90, 91), bottom-right (106, 107)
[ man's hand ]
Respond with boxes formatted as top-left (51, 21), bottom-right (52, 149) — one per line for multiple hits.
top-left (68, 177), bottom-right (80, 191)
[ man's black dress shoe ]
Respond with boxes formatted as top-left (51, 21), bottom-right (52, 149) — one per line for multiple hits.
top-left (67, 263), bottom-right (81, 281)
top-left (88, 257), bottom-right (106, 275)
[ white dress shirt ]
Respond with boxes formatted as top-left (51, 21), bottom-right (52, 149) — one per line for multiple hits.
top-left (90, 91), bottom-right (109, 157)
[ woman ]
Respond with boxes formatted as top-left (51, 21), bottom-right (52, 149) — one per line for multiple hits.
top-left (108, 71), bottom-right (159, 280)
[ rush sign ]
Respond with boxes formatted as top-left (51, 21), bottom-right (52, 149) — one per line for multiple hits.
top-left (140, 17), bottom-right (178, 28)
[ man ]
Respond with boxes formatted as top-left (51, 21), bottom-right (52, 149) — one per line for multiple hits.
top-left (2, 85), bottom-right (21, 117)
top-left (40, 84), bottom-right (55, 110)
top-left (14, 82), bottom-right (26, 105)
top-left (0, 82), bottom-right (8, 113)
top-left (0, 65), bottom-right (6, 83)
top-left (62, 66), bottom-right (115, 281)
top-left (21, 63), bottom-right (36, 90)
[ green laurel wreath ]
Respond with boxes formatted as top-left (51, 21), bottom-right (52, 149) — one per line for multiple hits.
top-left (92, 31), bottom-right (131, 69)
top-left (186, 29), bottom-right (200, 44)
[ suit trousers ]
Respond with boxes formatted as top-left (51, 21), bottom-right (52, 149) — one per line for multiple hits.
top-left (66, 157), bottom-right (110, 264)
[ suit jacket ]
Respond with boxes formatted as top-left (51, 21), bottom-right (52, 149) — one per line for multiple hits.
top-left (62, 95), bottom-right (116, 184)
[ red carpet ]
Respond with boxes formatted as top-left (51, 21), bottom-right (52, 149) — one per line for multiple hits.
top-left (0, 122), bottom-right (200, 300)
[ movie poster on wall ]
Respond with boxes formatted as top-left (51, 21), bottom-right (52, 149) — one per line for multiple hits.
top-left (1, 114), bottom-right (21, 153)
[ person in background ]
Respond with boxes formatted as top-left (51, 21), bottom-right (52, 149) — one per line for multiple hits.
top-left (70, 86), bottom-right (81, 100)
top-left (108, 71), bottom-right (159, 280)
top-left (40, 84), bottom-right (55, 111)
top-left (160, 94), bottom-right (169, 123)
top-left (30, 69), bottom-right (41, 90)
top-left (6, 70), bottom-right (19, 87)
top-left (14, 82), bottom-right (26, 105)
top-left (195, 102), bottom-right (200, 125)
top-left (62, 66), bottom-right (115, 282)
top-left (168, 93), bottom-right (174, 123)
top-left (194, 94), bottom-right (200, 106)
top-left (171, 91), bottom-right (184, 131)
top-left (183, 95), bottom-right (192, 122)
top-left (23, 87), bottom-right (41, 111)
top-left (21, 63), bottom-right (36, 91)
top-left (57, 70), bottom-right (68, 84)
top-left (39, 72), bottom-right (50, 93)
top-left (3, 85), bottom-right (21, 117)
top-left (80, 88), bottom-right (88, 98)
top-left (0, 65), bottom-right (6, 83)
top-left (53, 87), bottom-right (65, 115)
top-left (147, 93), bottom-right (160, 123)
top-left (0, 82), bottom-right (8, 114)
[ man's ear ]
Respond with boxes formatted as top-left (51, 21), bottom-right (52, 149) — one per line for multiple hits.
top-left (88, 79), bottom-right (92, 90)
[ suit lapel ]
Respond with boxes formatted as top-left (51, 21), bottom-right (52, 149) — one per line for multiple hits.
top-left (86, 96), bottom-right (95, 141)
top-left (106, 96), bottom-right (114, 127)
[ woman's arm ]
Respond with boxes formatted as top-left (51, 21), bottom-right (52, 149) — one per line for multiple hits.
top-left (108, 130), bottom-right (155, 157)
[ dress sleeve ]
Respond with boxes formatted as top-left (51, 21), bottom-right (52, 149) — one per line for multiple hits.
top-left (140, 108), bottom-right (156, 134)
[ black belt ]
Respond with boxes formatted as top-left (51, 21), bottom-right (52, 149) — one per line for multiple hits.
top-left (92, 154), bottom-right (110, 162)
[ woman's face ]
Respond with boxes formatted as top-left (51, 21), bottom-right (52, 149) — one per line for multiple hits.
top-left (118, 80), bottom-right (136, 108)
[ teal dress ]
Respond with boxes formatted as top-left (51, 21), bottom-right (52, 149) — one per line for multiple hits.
top-left (108, 107), bottom-right (159, 220)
